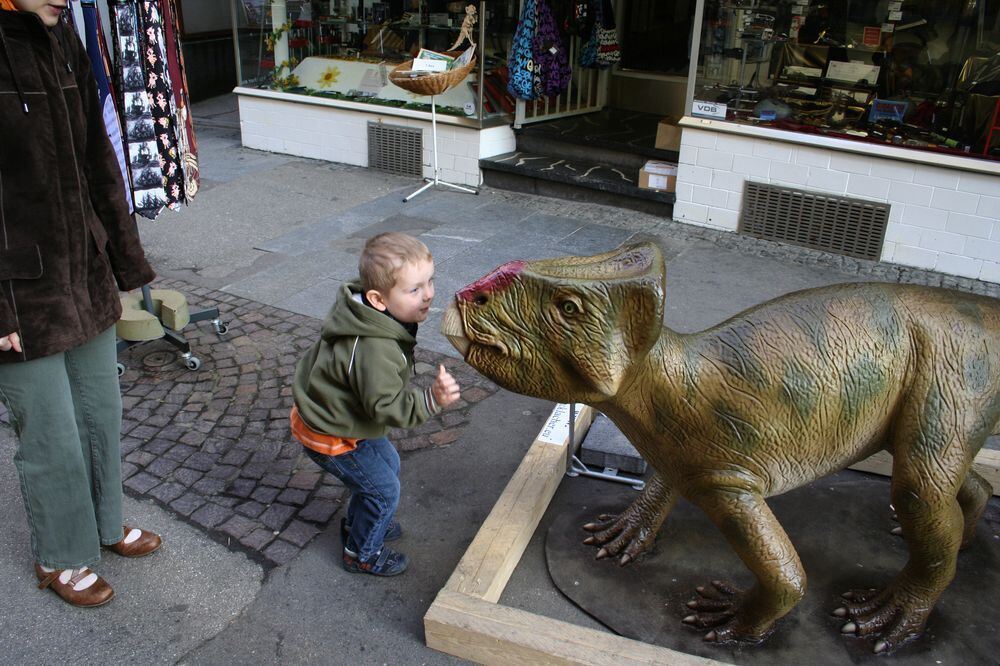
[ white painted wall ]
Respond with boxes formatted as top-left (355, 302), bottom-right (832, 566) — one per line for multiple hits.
top-left (673, 128), bottom-right (1000, 284)
top-left (236, 91), bottom-right (516, 187)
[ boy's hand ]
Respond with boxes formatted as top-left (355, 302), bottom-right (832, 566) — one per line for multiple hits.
top-left (432, 364), bottom-right (461, 408)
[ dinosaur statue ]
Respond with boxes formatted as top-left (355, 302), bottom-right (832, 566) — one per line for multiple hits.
top-left (440, 242), bottom-right (1000, 654)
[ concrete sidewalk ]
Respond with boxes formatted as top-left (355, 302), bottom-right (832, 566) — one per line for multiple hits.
top-left (1, 95), bottom-right (996, 665)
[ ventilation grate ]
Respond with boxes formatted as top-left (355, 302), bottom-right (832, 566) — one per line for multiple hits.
top-left (367, 122), bottom-right (422, 177)
top-left (739, 182), bottom-right (890, 261)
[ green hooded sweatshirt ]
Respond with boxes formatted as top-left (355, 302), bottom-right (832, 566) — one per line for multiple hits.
top-left (293, 281), bottom-right (439, 440)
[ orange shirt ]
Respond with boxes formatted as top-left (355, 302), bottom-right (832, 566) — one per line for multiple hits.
top-left (0, 2), bottom-right (18, 12)
top-left (290, 405), bottom-right (359, 456)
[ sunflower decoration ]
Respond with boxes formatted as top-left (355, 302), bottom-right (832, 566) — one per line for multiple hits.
top-left (318, 66), bottom-right (341, 88)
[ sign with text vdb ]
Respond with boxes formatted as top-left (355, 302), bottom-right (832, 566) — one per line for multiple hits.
top-left (692, 100), bottom-right (728, 120)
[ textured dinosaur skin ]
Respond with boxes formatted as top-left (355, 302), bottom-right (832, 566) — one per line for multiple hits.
top-left (441, 242), bottom-right (1000, 654)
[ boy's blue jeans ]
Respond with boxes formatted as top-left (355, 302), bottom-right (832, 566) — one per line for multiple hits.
top-left (304, 437), bottom-right (400, 562)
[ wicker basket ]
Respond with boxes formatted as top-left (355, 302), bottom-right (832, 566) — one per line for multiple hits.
top-left (389, 52), bottom-right (475, 97)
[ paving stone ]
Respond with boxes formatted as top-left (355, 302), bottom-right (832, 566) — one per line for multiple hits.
top-left (260, 504), bottom-right (296, 531)
top-left (184, 452), bottom-right (219, 471)
top-left (190, 503), bottom-right (230, 529)
top-left (206, 464), bottom-right (240, 481)
top-left (146, 458), bottom-right (181, 478)
top-left (148, 481), bottom-right (186, 504)
top-left (169, 492), bottom-right (204, 516)
top-left (263, 539), bottom-right (300, 566)
top-left (220, 449), bottom-right (251, 466)
top-left (276, 488), bottom-right (308, 506)
top-left (218, 514), bottom-right (258, 540)
top-left (261, 473), bottom-right (290, 488)
top-left (129, 424), bottom-right (160, 440)
top-left (143, 438), bottom-right (174, 456)
top-left (239, 527), bottom-right (275, 551)
top-left (193, 478), bottom-right (227, 495)
top-left (280, 520), bottom-right (320, 548)
top-left (298, 499), bottom-right (339, 524)
top-left (227, 477), bottom-right (256, 498)
top-left (123, 472), bottom-right (159, 493)
top-left (250, 486), bottom-right (280, 504)
top-left (164, 444), bottom-right (197, 462)
top-left (235, 500), bottom-right (266, 518)
top-left (126, 450), bottom-right (156, 467)
top-left (286, 470), bottom-right (321, 490)
top-left (172, 467), bottom-right (204, 487)
top-left (120, 462), bottom-right (138, 480)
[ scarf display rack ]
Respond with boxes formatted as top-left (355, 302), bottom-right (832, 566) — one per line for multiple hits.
top-left (68, 0), bottom-right (227, 374)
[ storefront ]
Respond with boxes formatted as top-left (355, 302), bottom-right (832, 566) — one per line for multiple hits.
top-left (674, 0), bottom-right (999, 283)
top-left (230, 0), bottom-right (999, 283)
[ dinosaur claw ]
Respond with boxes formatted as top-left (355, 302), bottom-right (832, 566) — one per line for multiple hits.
top-left (873, 640), bottom-right (888, 654)
top-left (619, 553), bottom-right (632, 566)
top-left (687, 600), bottom-right (698, 609)
top-left (595, 547), bottom-right (609, 560)
top-left (833, 607), bottom-right (848, 618)
top-left (890, 526), bottom-right (903, 535)
top-left (582, 536), bottom-right (595, 545)
top-left (704, 630), bottom-right (717, 642)
top-left (841, 622), bottom-right (857, 635)
top-left (683, 614), bottom-right (696, 624)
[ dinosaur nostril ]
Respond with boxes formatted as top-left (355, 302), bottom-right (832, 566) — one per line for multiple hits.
top-left (473, 293), bottom-right (488, 306)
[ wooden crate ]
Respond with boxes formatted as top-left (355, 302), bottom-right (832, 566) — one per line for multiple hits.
top-left (423, 403), bottom-right (1000, 664)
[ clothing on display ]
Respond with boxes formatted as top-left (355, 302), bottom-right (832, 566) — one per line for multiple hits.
top-left (533, 0), bottom-right (571, 97)
top-left (159, 0), bottom-right (198, 200)
top-left (507, 0), bottom-right (538, 100)
top-left (580, 0), bottom-right (619, 68)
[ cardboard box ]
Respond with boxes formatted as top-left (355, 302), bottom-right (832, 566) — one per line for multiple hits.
top-left (638, 160), bottom-right (677, 192)
top-left (654, 116), bottom-right (682, 152)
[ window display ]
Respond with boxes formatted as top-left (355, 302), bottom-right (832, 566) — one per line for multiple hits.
top-left (690, 0), bottom-right (1000, 161)
top-left (231, 0), bottom-right (519, 123)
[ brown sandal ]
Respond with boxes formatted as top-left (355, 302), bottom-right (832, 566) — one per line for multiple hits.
top-left (105, 525), bottom-right (162, 558)
top-left (35, 564), bottom-right (114, 608)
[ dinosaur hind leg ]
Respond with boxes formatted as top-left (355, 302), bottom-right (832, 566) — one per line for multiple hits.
top-left (957, 468), bottom-right (992, 549)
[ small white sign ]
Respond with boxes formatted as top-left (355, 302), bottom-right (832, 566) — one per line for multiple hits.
top-left (888, 1), bottom-right (902, 10)
top-left (882, 22), bottom-right (894, 33)
top-left (537, 403), bottom-right (580, 446)
top-left (692, 100), bottom-right (728, 120)
top-left (888, 10), bottom-right (902, 21)
top-left (412, 58), bottom-right (448, 73)
top-left (463, 101), bottom-right (477, 116)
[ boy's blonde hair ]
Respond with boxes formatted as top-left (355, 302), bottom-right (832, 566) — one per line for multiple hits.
top-left (359, 232), bottom-right (432, 294)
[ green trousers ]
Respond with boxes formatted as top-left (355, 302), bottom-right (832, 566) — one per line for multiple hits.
top-left (0, 326), bottom-right (124, 569)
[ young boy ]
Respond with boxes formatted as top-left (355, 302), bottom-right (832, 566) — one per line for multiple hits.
top-left (291, 233), bottom-right (460, 576)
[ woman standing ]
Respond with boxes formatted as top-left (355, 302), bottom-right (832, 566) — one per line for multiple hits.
top-left (0, 0), bottom-right (162, 607)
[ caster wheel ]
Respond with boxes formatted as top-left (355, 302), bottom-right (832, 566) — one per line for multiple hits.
top-left (214, 321), bottom-right (229, 336)
top-left (184, 356), bottom-right (202, 371)
top-left (116, 363), bottom-right (125, 377)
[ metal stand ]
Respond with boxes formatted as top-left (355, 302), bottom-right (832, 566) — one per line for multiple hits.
top-left (404, 94), bottom-right (478, 202)
top-left (115, 284), bottom-right (227, 376)
top-left (563, 403), bottom-right (645, 491)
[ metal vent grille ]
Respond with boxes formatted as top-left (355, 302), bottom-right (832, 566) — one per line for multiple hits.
top-left (367, 122), bottom-right (422, 177)
top-left (740, 183), bottom-right (890, 261)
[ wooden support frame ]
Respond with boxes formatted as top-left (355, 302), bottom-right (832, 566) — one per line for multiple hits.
top-left (424, 403), bottom-right (1000, 664)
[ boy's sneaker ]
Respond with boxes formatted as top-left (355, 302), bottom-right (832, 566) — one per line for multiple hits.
top-left (340, 517), bottom-right (401, 547)
top-left (342, 546), bottom-right (409, 576)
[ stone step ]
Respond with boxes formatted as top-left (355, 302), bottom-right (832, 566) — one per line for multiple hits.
top-left (480, 150), bottom-right (675, 217)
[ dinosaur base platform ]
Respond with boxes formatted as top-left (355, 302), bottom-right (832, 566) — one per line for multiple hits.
top-left (545, 470), bottom-right (1000, 665)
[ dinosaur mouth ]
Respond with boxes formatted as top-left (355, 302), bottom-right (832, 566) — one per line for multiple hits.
top-left (441, 300), bottom-right (509, 358)
top-left (441, 301), bottom-right (471, 356)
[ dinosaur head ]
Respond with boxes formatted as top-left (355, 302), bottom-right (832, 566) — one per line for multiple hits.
top-left (441, 242), bottom-right (665, 404)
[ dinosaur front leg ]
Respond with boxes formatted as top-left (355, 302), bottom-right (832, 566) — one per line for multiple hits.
top-left (683, 488), bottom-right (806, 643)
top-left (582, 473), bottom-right (676, 565)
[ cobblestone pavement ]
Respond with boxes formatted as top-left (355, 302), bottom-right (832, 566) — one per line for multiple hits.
top-left (116, 278), bottom-right (499, 568)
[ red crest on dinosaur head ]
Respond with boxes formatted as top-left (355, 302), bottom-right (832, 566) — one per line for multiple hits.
top-left (457, 261), bottom-right (526, 302)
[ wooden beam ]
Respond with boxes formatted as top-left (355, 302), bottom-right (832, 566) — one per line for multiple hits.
top-left (444, 404), bottom-right (594, 603)
top-left (425, 590), bottom-right (726, 666)
top-left (848, 448), bottom-right (1000, 497)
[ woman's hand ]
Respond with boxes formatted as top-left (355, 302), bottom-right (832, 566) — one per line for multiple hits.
top-left (0, 332), bottom-right (22, 353)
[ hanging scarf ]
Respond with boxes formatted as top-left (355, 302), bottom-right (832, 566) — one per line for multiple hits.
top-left (79, 0), bottom-right (134, 214)
top-left (507, 0), bottom-right (538, 101)
top-left (160, 0), bottom-right (199, 202)
top-left (111, 0), bottom-right (168, 219)
top-left (532, 0), bottom-right (571, 97)
top-left (139, 0), bottom-right (184, 209)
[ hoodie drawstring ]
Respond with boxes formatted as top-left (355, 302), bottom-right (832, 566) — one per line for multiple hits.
top-left (0, 21), bottom-right (29, 114)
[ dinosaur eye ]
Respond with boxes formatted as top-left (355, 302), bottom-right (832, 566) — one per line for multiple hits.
top-left (560, 300), bottom-right (580, 316)
top-left (473, 294), bottom-right (488, 306)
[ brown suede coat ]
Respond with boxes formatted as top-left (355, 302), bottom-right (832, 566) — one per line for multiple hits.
top-left (0, 10), bottom-right (154, 363)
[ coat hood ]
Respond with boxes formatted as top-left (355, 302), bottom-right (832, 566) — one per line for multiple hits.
top-left (322, 281), bottom-right (417, 346)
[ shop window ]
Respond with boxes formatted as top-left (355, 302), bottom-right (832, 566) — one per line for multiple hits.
top-left (689, 0), bottom-right (1000, 160)
top-left (231, 0), bottom-right (518, 123)
top-left (621, 0), bottom-right (697, 76)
